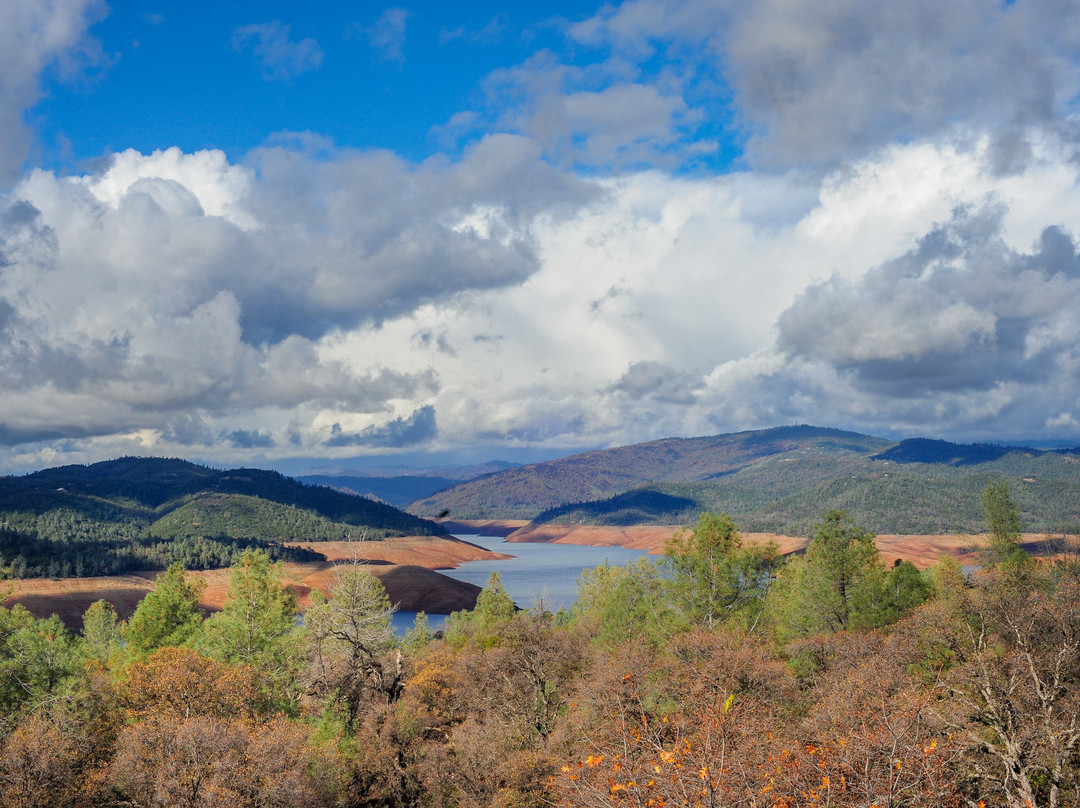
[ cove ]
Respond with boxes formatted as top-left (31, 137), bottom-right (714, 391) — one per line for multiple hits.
top-left (390, 532), bottom-right (648, 634)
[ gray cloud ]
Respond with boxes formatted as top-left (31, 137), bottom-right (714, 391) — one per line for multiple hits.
top-left (777, 204), bottom-right (1080, 398)
top-left (476, 52), bottom-right (706, 169)
top-left (232, 21), bottom-right (323, 80)
top-left (571, 0), bottom-right (1080, 168)
top-left (0, 133), bottom-right (592, 449)
top-left (225, 429), bottom-right (276, 449)
top-left (0, 0), bottom-right (107, 185)
top-left (609, 360), bottom-right (702, 404)
top-left (326, 405), bottom-right (438, 448)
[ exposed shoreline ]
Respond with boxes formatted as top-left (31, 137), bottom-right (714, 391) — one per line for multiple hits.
top-left (4, 534), bottom-right (508, 629)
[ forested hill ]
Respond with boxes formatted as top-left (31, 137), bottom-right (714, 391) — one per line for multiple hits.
top-left (409, 426), bottom-right (1080, 535)
top-left (0, 457), bottom-right (446, 579)
top-left (410, 426), bottom-right (889, 520)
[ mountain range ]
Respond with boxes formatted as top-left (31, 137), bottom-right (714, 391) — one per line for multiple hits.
top-left (403, 426), bottom-right (1080, 536)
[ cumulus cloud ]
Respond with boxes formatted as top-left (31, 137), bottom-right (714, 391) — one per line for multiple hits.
top-left (777, 204), bottom-right (1080, 396)
top-left (609, 360), bottom-right (702, 404)
top-left (232, 21), bottom-right (323, 80)
top-left (0, 136), bottom-right (594, 458)
top-left (476, 52), bottom-right (707, 169)
top-left (0, 0), bottom-right (107, 184)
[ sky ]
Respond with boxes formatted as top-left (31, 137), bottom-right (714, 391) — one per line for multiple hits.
top-left (3, 0), bottom-right (1080, 474)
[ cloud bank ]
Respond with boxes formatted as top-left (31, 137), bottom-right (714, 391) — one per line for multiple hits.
top-left (4, 0), bottom-right (1080, 471)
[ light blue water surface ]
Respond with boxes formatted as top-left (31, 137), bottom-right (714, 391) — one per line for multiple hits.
top-left (391, 533), bottom-right (648, 634)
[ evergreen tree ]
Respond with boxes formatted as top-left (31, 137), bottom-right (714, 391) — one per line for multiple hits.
top-left (662, 512), bottom-right (776, 629)
top-left (981, 479), bottom-right (1031, 568)
top-left (199, 550), bottom-right (301, 704)
top-left (444, 571), bottom-right (517, 649)
top-left (81, 599), bottom-right (124, 661)
top-left (124, 562), bottom-right (206, 656)
top-left (572, 558), bottom-right (683, 647)
top-left (767, 510), bottom-right (888, 640)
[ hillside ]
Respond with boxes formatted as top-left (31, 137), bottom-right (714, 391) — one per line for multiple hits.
top-left (410, 426), bottom-right (888, 519)
top-left (0, 457), bottom-right (447, 579)
top-left (410, 427), bottom-right (1080, 534)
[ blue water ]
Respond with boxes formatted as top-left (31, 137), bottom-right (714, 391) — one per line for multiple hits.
top-left (391, 533), bottom-right (649, 634)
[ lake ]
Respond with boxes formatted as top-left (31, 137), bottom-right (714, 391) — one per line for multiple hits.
top-left (390, 533), bottom-right (649, 634)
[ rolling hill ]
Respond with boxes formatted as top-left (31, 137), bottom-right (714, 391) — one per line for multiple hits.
top-left (409, 426), bottom-right (1080, 535)
top-left (0, 457), bottom-right (446, 579)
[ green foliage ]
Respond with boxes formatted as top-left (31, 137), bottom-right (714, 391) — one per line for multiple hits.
top-left (123, 562), bottom-right (206, 656)
top-left (80, 599), bottom-right (124, 662)
top-left (572, 558), bottom-right (684, 647)
top-left (402, 612), bottom-right (435, 654)
top-left (198, 550), bottom-right (302, 706)
top-left (444, 572), bottom-right (517, 649)
top-left (767, 511), bottom-right (885, 641)
top-left (662, 512), bottom-right (776, 629)
top-left (882, 560), bottom-right (935, 624)
top-left (0, 604), bottom-right (81, 715)
top-left (150, 493), bottom-right (376, 544)
top-left (0, 456), bottom-right (451, 581)
top-left (981, 479), bottom-right (1032, 568)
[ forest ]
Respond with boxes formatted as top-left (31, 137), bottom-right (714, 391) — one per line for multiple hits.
top-left (0, 481), bottom-right (1076, 808)
top-left (0, 457), bottom-right (446, 579)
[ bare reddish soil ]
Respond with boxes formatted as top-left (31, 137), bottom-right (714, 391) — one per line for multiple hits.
top-left (505, 523), bottom-right (1041, 570)
top-left (3, 535), bottom-right (503, 629)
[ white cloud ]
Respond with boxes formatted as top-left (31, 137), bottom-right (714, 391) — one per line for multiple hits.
top-left (362, 7), bottom-right (410, 63)
top-left (232, 21), bottom-right (323, 80)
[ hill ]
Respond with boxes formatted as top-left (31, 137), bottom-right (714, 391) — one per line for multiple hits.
top-left (0, 457), bottom-right (446, 579)
top-left (410, 427), bottom-right (1080, 535)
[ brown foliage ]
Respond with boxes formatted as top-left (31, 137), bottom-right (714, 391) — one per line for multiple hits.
top-left (0, 713), bottom-right (80, 808)
top-left (109, 715), bottom-right (321, 808)
top-left (120, 646), bottom-right (265, 722)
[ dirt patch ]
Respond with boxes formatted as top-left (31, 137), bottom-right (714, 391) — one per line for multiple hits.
top-left (507, 524), bottom-right (683, 551)
top-left (284, 535), bottom-right (511, 568)
top-left (3, 544), bottom-right (488, 629)
top-left (504, 524), bottom-right (1041, 570)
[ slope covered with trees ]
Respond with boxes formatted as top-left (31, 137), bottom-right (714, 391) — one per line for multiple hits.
top-left (0, 457), bottom-right (446, 579)
top-left (412, 426), bottom-right (1080, 534)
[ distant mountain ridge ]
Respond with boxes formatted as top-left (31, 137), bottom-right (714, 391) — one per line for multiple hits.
top-left (408, 426), bottom-right (1080, 535)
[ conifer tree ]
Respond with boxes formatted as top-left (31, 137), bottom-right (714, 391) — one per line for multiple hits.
top-left (124, 562), bottom-right (205, 656)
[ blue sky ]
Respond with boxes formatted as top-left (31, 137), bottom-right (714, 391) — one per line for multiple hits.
top-left (32, 2), bottom-right (737, 175)
top-left (3, 0), bottom-right (1080, 473)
